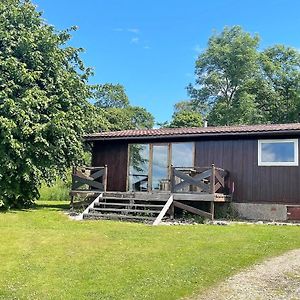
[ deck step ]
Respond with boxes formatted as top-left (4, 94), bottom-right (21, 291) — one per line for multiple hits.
top-left (83, 212), bottom-right (156, 221)
top-left (94, 202), bottom-right (164, 209)
top-left (101, 196), bottom-right (166, 203)
top-left (89, 207), bottom-right (160, 214)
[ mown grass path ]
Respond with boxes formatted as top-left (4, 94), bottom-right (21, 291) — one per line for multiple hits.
top-left (1, 201), bottom-right (300, 300)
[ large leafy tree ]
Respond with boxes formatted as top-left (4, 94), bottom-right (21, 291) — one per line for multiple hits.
top-left (94, 83), bottom-right (129, 109)
top-left (257, 45), bottom-right (300, 123)
top-left (104, 106), bottom-right (154, 131)
top-left (187, 26), bottom-right (261, 125)
top-left (184, 26), bottom-right (300, 126)
top-left (0, 1), bottom-right (154, 208)
top-left (94, 83), bottom-right (154, 130)
top-left (0, 0), bottom-right (99, 208)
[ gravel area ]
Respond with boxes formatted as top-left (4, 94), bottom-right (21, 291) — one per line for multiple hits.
top-left (191, 249), bottom-right (300, 300)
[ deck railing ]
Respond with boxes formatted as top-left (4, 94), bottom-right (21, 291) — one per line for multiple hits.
top-left (71, 165), bottom-right (108, 192)
top-left (70, 165), bottom-right (108, 209)
top-left (170, 164), bottom-right (230, 194)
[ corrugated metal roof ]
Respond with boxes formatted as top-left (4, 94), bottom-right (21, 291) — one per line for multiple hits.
top-left (84, 123), bottom-right (300, 141)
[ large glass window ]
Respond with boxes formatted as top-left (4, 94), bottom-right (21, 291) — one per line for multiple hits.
top-left (128, 144), bottom-right (149, 191)
top-left (258, 139), bottom-right (298, 166)
top-left (128, 142), bottom-right (195, 191)
top-left (152, 145), bottom-right (169, 191)
top-left (172, 142), bottom-right (194, 167)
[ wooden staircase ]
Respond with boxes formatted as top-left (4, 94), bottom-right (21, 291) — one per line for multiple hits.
top-left (82, 192), bottom-right (170, 223)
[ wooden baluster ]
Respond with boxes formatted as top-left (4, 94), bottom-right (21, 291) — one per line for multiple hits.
top-left (210, 164), bottom-right (215, 194)
top-left (103, 165), bottom-right (108, 192)
top-left (170, 165), bottom-right (175, 193)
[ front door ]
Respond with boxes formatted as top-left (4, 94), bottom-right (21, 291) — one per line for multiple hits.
top-left (151, 144), bottom-right (169, 191)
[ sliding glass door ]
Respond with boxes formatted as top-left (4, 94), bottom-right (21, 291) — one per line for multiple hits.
top-left (128, 144), bottom-right (149, 192)
top-left (128, 142), bottom-right (194, 192)
top-left (151, 144), bottom-right (169, 191)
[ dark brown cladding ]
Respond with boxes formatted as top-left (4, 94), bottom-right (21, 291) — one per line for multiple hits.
top-left (195, 138), bottom-right (300, 204)
top-left (92, 141), bottom-right (128, 192)
top-left (90, 127), bottom-right (300, 204)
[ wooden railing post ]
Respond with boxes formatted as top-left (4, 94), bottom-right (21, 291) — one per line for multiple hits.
top-left (210, 164), bottom-right (215, 194)
top-left (170, 165), bottom-right (175, 193)
top-left (103, 165), bottom-right (108, 192)
top-left (70, 166), bottom-right (76, 210)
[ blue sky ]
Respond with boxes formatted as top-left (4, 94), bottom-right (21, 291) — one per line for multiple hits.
top-left (34, 0), bottom-right (300, 124)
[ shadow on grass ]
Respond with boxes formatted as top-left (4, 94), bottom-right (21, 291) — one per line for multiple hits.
top-left (34, 201), bottom-right (70, 211)
top-left (0, 201), bottom-right (70, 214)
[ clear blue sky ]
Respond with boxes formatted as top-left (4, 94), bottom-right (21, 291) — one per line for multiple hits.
top-left (34, 0), bottom-right (300, 124)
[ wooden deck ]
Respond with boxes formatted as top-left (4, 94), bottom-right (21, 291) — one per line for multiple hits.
top-left (70, 164), bottom-right (233, 223)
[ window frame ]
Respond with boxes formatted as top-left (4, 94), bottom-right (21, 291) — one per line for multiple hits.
top-left (258, 139), bottom-right (299, 167)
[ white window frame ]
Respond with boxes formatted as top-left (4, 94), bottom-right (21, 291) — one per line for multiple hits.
top-left (258, 139), bottom-right (298, 166)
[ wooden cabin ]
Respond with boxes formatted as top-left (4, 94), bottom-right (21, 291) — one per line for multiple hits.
top-left (73, 123), bottom-right (300, 222)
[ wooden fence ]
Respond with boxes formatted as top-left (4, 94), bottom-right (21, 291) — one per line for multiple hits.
top-left (170, 164), bottom-right (230, 194)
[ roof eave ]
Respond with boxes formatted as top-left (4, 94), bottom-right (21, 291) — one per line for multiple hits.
top-left (83, 129), bottom-right (300, 142)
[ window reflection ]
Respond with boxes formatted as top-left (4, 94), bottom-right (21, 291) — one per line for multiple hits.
top-left (152, 145), bottom-right (169, 191)
top-left (128, 144), bottom-right (149, 191)
top-left (261, 142), bottom-right (294, 162)
top-left (172, 143), bottom-right (194, 167)
top-left (128, 142), bottom-right (195, 191)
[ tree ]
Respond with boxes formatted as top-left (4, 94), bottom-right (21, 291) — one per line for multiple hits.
top-left (0, 0), bottom-right (97, 208)
top-left (184, 26), bottom-right (300, 126)
top-left (187, 26), bottom-right (261, 125)
top-left (169, 110), bottom-right (203, 128)
top-left (93, 83), bottom-right (129, 108)
top-left (257, 45), bottom-right (300, 123)
top-left (104, 106), bottom-right (154, 131)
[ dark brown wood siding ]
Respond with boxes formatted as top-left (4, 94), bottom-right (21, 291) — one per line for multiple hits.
top-left (91, 141), bottom-right (128, 192)
top-left (90, 136), bottom-right (300, 204)
top-left (195, 138), bottom-right (300, 204)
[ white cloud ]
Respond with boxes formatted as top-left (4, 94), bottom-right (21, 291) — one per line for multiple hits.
top-left (144, 45), bottom-right (150, 49)
top-left (128, 28), bottom-right (140, 34)
top-left (131, 37), bottom-right (139, 44)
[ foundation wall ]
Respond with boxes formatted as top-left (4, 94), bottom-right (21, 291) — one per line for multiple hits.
top-left (233, 203), bottom-right (288, 221)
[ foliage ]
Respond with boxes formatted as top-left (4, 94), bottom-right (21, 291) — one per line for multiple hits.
top-left (93, 83), bottom-right (129, 108)
top-left (1, 203), bottom-right (300, 299)
top-left (39, 178), bottom-right (70, 201)
top-left (104, 106), bottom-right (154, 131)
top-left (214, 203), bottom-right (239, 220)
top-left (184, 26), bottom-right (300, 126)
top-left (0, 0), bottom-right (154, 208)
top-left (257, 45), bottom-right (300, 123)
top-left (0, 0), bottom-right (100, 208)
top-left (168, 110), bottom-right (203, 128)
top-left (93, 83), bottom-right (154, 131)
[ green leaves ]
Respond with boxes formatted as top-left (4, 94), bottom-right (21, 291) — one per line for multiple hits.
top-left (168, 110), bottom-right (203, 128)
top-left (0, 0), bottom-right (94, 208)
top-left (0, 0), bottom-right (155, 208)
top-left (185, 26), bottom-right (300, 126)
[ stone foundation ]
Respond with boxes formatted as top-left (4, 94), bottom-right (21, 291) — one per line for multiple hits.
top-left (232, 203), bottom-right (288, 221)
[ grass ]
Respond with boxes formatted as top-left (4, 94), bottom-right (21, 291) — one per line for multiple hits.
top-left (39, 179), bottom-right (70, 201)
top-left (0, 201), bottom-right (300, 300)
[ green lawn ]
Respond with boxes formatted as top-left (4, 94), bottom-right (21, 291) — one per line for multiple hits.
top-left (1, 201), bottom-right (300, 300)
